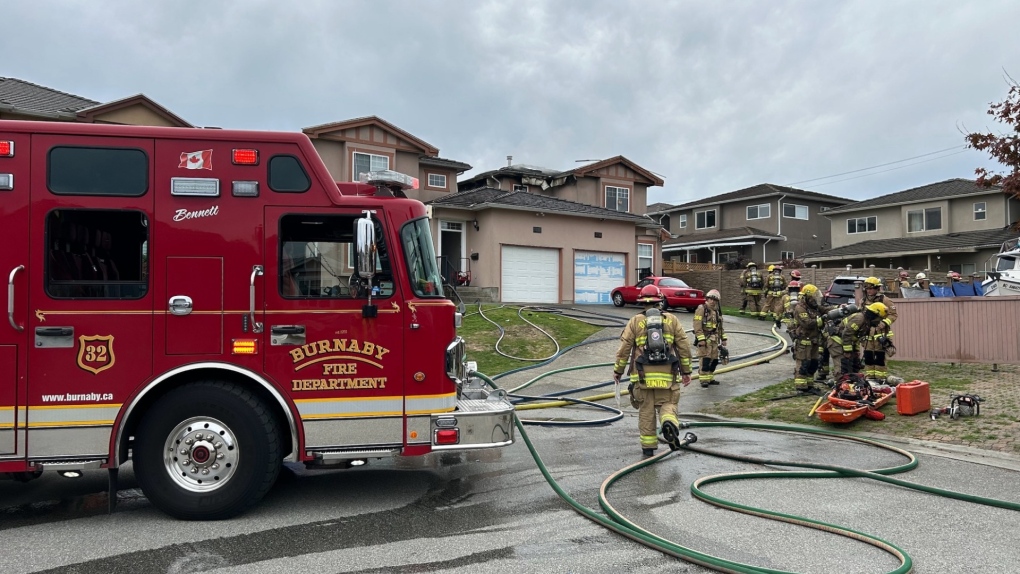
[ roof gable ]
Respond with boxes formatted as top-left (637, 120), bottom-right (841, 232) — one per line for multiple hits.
top-left (571, 155), bottom-right (664, 186)
top-left (302, 115), bottom-right (439, 156)
top-left (75, 94), bottom-right (193, 127)
top-left (822, 178), bottom-right (1004, 214)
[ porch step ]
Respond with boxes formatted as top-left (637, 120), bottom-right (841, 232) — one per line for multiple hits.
top-left (449, 286), bottom-right (499, 303)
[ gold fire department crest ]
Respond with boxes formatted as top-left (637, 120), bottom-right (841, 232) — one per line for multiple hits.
top-left (77, 335), bottom-right (116, 375)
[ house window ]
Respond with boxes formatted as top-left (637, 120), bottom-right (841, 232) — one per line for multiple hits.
top-left (512, 184), bottom-right (528, 192)
top-left (783, 203), bottom-right (809, 220)
top-left (949, 263), bottom-right (976, 276)
top-left (974, 201), bottom-right (987, 221)
top-left (427, 173), bottom-right (447, 189)
top-left (678, 214), bottom-right (687, 228)
top-left (351, 152), bottom-right (389, 181)
top-left (638, 243), bottom-right (653, 272)
top-left (907, 207), bottom-right (942, 232)
top-left (781, 250), bottom-right (795, 260)
top-left (718, 251), bottom-right (738, 263)
top-left (605, 186), bottom-right (630, 212)
top-left (695, 209), bottom-right (716, 229)
top-left (746, 204), bottom-right (770, 220)
top-left (847, 216), bottom-right (877, 234)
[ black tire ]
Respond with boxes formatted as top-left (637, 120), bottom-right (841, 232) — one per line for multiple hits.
top-left (658, 300), bottom-right (668, 311)
top-left (612, 292), bottom-right (625, 307)
top-left (134, 381), bottom-right (282, 520)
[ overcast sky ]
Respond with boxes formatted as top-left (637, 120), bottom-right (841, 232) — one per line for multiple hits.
top-left (4, 0), bottom-right (1018, 206)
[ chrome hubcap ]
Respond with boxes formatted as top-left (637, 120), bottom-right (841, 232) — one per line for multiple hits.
top-left (163, 417), bottom-right (239, 493)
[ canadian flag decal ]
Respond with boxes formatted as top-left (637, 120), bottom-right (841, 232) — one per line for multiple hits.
top-left (179, 149), bottom-right (213, 170)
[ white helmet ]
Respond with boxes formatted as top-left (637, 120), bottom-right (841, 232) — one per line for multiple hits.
top-left (915, 272), bottom-right (927, 280)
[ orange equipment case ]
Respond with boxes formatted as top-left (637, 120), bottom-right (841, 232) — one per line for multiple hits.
top-left (896, 380), bottom-right (931, 415)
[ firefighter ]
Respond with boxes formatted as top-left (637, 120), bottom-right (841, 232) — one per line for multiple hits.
top-left (912, 272), bottom-right (930, 290)
top-left (693, 289), bottom-right (727, 388)
top-left (781, 280), bottom-right (801, 332)
top-left (739, 261), bottom-right (764, 316)
top-left (898, 270), bottom-right (911, 290)
top-left (763, 265), bottom-right (787, 323)
top-left (791, 283), bottom-right (828, 394)
top-left (613, 285), bottom-right (693, 457)
top-left (837, 302), bottom-right (888, 379)
top-left (861, 276), bottom-right (897, 383)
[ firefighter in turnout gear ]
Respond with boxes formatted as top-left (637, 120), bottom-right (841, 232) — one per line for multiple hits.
top-left (780, 280), bottom-right (801, 331)
top-left (837, 302), bottom-right (887, 378)
top-left (763, 265), bottom-right (787, 322)
top-left (861, 276), bottom-right (897, 382)
top-left (792, 283), bottom-right (829, 394)
top-left (694, 289), bottom-right (727, 388)
top-left (898, 270), bottom-right (911, 290)
top-left (613, 285), bottom-right (693, 457)
top-left (739, 261), bottom-right (764, 316)
top-left (912, 272), bottom-right (930, 290)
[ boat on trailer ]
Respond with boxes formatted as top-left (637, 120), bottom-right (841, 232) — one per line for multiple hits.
top-left (982, 238), bottom-right (1020, 296)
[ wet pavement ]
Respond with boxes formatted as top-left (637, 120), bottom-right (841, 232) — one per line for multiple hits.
top-left (1, 305), bottom-right (1018, 573)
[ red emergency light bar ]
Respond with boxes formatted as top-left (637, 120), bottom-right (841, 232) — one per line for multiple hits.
top-left (232, 149), bottom-right (259, 165)
top-left (0, 141), bottom-right (13, 157)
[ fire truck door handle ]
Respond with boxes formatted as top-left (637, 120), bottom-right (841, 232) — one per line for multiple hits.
top-left (168, 296), bottom-right (193, 316)
top-left (250, 265), bottom-right (264, 334)
top-left (36, 327), bottom-right (73, 337)
top-left (271, 325), bottom-right (305, 335)
top-left (8, 265), bottom-right (24, 332)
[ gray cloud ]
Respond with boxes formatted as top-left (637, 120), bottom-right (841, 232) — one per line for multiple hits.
top-left (3, 0), bottom-right (1016, 205)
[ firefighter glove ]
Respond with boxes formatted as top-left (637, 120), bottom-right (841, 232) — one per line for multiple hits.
top-left (613, 372), bottom-right (622, 384)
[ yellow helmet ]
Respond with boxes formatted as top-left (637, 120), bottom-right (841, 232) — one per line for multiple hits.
top-left (800, 283), bottom-right (819, 298)
top-left (864, 276), bottom-right (882, 288)
top-left (865, 302), bottom-right (888, 318)
top-left (746, 261), bottom-right (757, 268)
top-left (767, 265), bottom-right (776, 272)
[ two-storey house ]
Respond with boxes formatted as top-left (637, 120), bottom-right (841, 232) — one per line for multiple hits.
top-left (803, 179), bottom-right (1020, 275)
top-left (650, 184), bottom-right (849, 265)
top-left (436, 158), bottom-right (665, 304)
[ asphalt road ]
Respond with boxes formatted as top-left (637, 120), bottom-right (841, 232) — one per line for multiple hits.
top-left (2, 305), bottom-right (1018, 573)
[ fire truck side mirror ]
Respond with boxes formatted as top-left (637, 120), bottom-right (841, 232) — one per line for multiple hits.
top-left (355, 214), bottom-right (376, 283)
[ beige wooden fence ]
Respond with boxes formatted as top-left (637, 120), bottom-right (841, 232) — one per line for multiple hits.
top-left (662, 261), bottom-right (724, 273)
top-left (893, 296), bottom-right (1020, 364)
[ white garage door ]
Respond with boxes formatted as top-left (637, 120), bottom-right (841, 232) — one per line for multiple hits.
top-left (501, 246), bottom-right (559, 303)
top-left (574, 251), bottom-right (626, 304)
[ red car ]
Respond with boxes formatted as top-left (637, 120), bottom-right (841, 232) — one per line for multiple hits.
top-left (611, 276), bottom-right (705, 311)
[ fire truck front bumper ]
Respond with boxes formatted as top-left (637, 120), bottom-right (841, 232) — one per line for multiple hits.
top-left (430, 378), bottom-right (515, 450)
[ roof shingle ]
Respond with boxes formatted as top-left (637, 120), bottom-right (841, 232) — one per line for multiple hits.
top-left (666, 183), bottom-right (849, 212)
top-left (821, 178), bottom-right (1003, 214)
top-left (427, 186), bottom-right (657, 225)
top-left (0, 77), bottom-right (98, 117)
top-left (802, 225), bottom-right (1018, 261)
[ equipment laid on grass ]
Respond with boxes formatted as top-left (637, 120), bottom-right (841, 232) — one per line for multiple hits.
top-left (896, 380), bottom-right (932, 415)
top-left (930, 393), bottom-right (984, 420)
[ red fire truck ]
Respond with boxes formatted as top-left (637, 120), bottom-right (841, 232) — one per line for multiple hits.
top-left (0, 120), bottom-right (514, 519)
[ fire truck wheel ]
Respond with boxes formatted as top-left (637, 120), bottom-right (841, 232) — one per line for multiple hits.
top-left (134, 381), bottom-right (282, 520)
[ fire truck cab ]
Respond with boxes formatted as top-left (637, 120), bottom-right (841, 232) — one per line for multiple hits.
top-left (0, 120), bottom-right (514, 519)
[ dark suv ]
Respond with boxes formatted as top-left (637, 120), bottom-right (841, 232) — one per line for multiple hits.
top-left (823, 275), bottom-right (867, 305)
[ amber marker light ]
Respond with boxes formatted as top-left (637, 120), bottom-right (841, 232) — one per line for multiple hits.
top-left (232, 339), bottom-right (258, 355)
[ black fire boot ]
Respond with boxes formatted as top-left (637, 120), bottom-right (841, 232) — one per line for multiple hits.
top-left (661, 420), bottom-right (681, 451)
top-left (642, 448), bottom-right (656, 458)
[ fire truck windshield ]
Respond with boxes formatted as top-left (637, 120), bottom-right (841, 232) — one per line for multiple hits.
top-left (401, 218), bottom-right (444, 297)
